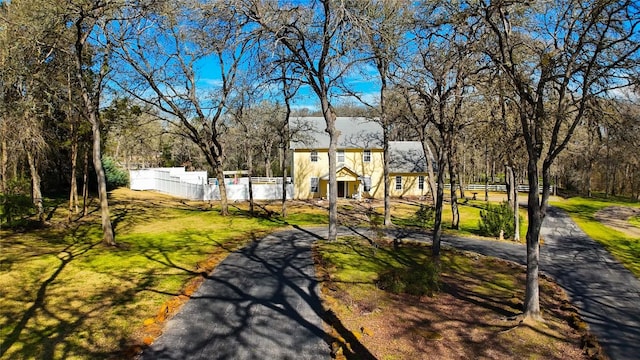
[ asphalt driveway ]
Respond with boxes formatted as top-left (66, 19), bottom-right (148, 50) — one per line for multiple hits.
top-left (139, 229), bottom-right (331, 360)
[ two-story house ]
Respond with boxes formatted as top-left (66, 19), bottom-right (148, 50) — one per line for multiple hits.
top-left (291, 117), bottom-right (429, 200)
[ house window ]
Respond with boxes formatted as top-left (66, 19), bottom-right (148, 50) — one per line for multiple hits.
top-left (395, 176), bottom-right (402, 190)
top-left (363, 149), bottom-right (371, 163)
top-left (363, 176), bottom-right (372, 192)
top-left (418, 176), bottom-right (425, 190)
top-left (337, 150), bottom-right (345, 163)
top-left (310, 177), bottom-right (319, 193)
top-left (310, 150), bottom-right (318, 162)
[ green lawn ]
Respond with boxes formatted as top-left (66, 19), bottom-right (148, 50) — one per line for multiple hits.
top-left (0, 189), bottom-right (327, 360)
top-left (390, 195), bottom-right (528, 242)
top-left (551, 196), bottom-right (640, 278)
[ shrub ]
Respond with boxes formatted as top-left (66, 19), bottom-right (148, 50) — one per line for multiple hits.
top-left (102, 157), bottom-right (129, 190)
top-left (479, 201), bottom-right (516, 238)
top-left (414, 204), bottom-right (435, 228)
top-left (377, 263), bottom-right (440, 296)
top-left (0, 178), bottom-right (33, 224)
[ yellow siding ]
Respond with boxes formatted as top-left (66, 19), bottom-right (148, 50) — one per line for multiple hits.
top-left (389, 174), bottom-right (429, 198)
top-left (293, 148), bottom-right (428, 199)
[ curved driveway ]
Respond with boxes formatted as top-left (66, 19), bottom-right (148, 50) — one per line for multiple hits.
top-left (141, 209), bottom-right (640, 360)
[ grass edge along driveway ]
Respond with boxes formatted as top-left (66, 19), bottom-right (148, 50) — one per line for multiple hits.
top-left (551, 196), bottom-right (640, 278)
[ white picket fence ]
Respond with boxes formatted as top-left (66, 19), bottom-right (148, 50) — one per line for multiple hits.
top-left (443, 183), bottom-right (552, 193)
top-left (129, 168), bottom-right (293, 201)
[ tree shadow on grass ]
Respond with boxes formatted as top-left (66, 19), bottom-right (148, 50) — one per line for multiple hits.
top-left (0, 222), bottom-right (151, 359)
top-left (317, 236), bottom-right (589, 359)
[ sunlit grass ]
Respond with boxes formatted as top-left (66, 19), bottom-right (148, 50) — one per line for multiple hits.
top-left (551, 196), bottom-right (640, 278)
top-left (389, 194), bottom-right (528, 242)
top-left (0, 189), bottom-right (328, 359)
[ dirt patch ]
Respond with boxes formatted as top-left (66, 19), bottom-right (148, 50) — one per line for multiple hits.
top-left (594, 206), bottom-right (640, 238)
top-left (315, 243), bottom-right (605, 360)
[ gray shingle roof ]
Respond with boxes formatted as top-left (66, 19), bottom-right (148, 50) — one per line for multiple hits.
top-left (389, 141), bottom-right (427, 173)
top-left (289, 116), bottom-right (382, 149)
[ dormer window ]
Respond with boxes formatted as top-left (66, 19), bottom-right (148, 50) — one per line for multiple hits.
top-left (363, 149), bottom-right (371, 163)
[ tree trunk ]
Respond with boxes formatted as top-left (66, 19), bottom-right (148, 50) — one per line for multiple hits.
top-left (0, 120), bottom-right (7, 194)
top-left (523, 156), bottom-right (542, 320)
top-left (82, 147), bottom-right (89, 216)
top-left (383, 119), bottom-right (392, 226)
top-left (68, 72), bottom-right (79, 221)
top-left (26, 150), bottom-right (44, 222)
top-left (281, 122), bottom-right (291, 219)
top-left (214, 162), bottom-right (229, 216)
top-left (432, 148), bottom-right (446, 257)
top-left (206, 137), bottom-right (229, 216)
top-left (447, 136), bottom-right (459, 230)
top-left (74, 17), bottom-right (114, 246)
top-left (69, 135), bottom-right (79, 222)
top-left (247, 144), bottom-right (254, 215)
top-left (264, 157), bottom-right (271, 178)
top-left (507, 165), bottom-right (520, 241)
top-left (422, 141), bottom-right (437, 205)
top-left (380, 77), bottom-right (392, 227)
top-left (585, 161), bottom-right (593, 197)
top-left (89, 113), bottom-right (115, 246)
top-left (484, 144), bottom-right (489, 201)
top-left (281, 152), bottom-right (288, 218)
top-left (322, 97), bottom-right (338, 241)
top-left (506, 165), bottom-right (513, 206)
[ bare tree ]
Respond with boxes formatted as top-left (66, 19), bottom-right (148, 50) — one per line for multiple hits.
top-left (399, 5), bottom-right (480, 256)
top-left (111, 1), bottom-right (250, 216)
top-left (347, 0), bottom-right (412, 226)
top-left (68, 0), bottom-right (120, 245)
top-left (474, 0), bottom-right (640, 320)
top-left (245, 0), bottom-right (360, 241)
